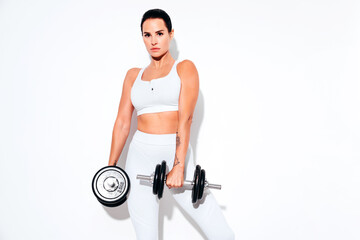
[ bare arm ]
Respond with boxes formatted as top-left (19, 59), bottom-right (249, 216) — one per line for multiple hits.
top-left (108, 68), bottom-right (138, 166)
top-left (166, 60), bottom-right (199, 188)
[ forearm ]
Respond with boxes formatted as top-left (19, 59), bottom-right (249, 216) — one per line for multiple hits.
top-left (173, 119), bottom-right (192, 171)
top-left (108, 122), bottom-right (130, 166)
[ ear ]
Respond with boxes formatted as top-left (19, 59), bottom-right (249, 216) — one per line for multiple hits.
top-left (170, 29), bottom-right (174, 40)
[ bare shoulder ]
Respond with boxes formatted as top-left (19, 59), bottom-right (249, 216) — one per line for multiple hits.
top-left (120, 67), bottom-right (141, 91)
top-left (124, 67), bottom-right (141, 84)
top-left (177, 59), bottom-right (197, 72)
top-left (177, 59), bottom-right (199, 81)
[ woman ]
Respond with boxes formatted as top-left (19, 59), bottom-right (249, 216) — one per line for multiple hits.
top-left (107, 8), bottom-right (235, 240)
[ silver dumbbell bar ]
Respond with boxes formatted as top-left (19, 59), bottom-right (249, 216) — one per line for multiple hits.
top-left (136, 174), bottom-right (222, 190)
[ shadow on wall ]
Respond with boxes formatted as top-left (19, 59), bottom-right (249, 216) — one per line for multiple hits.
top-left (102, 40), bottom-right (209, 239)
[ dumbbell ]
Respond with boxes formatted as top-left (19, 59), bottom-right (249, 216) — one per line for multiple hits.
top-left (92, 165), bottom-right (130, 207)
top-left (137, 161), bottom-right (221, 203)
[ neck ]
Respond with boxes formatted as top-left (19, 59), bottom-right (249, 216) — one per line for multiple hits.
top-left (150, 52), bottom-right (174, 69)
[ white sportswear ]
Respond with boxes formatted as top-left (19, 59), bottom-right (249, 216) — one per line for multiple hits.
top-left (125, 59), bottom-right (235, 239)
top-left (130, 60), bottom-right (181, 116)
top-left (125, 130), bottom-right (235, 240)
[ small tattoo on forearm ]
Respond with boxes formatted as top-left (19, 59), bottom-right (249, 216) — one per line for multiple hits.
top-left (174, 153), bottom-right (180, 166)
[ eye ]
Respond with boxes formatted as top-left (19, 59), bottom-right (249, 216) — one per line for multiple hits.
top-left (158, 32), bottom-right (163, 36)
top-left (144, 33), bottom-right (150, 37)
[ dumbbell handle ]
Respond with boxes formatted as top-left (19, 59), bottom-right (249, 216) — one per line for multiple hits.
top-left (136, 174), bottom-right (222, 190)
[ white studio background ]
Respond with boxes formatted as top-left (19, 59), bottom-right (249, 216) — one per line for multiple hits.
top-left (0, 0), bottom-right (359, 239)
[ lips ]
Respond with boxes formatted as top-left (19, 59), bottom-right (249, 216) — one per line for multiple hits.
top-left (151, 48), bottom-right (160, 51)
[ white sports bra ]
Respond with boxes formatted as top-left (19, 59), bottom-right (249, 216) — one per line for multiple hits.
top-left (130, 60), bottom-right (181, 116)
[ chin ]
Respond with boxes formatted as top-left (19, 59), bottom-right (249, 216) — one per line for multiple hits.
top-left (150, 51), bottom-right (166, 58)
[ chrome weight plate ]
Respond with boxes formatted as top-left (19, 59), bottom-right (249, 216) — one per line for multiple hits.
top-left (92, 166), bottom-right (130, 207)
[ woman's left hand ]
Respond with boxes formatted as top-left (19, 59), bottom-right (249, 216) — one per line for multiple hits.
top-left (166, 165), bottom-right (184, 189)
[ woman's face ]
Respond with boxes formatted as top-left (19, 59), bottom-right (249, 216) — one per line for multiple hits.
top-left (142, 18), bottom-right (173, 58)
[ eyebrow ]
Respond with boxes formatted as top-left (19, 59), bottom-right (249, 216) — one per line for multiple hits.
top-left (143, 30), bottom-right (165, 34)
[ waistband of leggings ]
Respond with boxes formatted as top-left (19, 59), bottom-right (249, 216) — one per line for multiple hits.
top-left (132, 129), bottom-right (176, 145)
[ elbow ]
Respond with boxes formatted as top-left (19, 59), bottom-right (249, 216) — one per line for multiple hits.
top-left (179, 113), bottom-right (194, 127)
top-left (187, 114), bottom-right (193, 124)
top-left (114, 119), bottom-right (131, 133)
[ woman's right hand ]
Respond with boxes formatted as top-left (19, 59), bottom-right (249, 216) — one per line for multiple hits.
top-left (108, 160), bottom-right (117, 166)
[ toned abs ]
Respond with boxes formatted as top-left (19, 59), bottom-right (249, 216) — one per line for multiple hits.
top-left (137, 111), bottom-right (179, 134)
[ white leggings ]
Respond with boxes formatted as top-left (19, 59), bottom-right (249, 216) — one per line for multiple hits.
top-left (125, 130), bottom-right (235, 240)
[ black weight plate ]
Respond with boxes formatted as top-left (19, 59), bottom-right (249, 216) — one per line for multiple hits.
top-left (192, 165), bottom-right (201, 203)
top-left (98, 196), bottom-right (128, 208)
top-left (157, 161), bottom-right (166, 199)
top-left (92, 165), bottom-right (130, 207)
top-left (153, 164), bottom-right (161, 195)
top-left (198, 169), bottom-right (206, 200)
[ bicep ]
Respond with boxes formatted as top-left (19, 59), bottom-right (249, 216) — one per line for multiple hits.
top-left (115, 68), bottom-right (137, 128)
top-left (178, 60), bottom-right (199, 124)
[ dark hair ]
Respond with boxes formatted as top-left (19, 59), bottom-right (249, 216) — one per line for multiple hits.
top-left (140, 9), bottom-right (172, 35)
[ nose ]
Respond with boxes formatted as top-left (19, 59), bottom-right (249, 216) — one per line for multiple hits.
top-left (151, 36), bottom-right (158, 45)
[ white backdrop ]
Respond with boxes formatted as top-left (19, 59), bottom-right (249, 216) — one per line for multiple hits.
top-left (1, 0), bottom-right (359, 239)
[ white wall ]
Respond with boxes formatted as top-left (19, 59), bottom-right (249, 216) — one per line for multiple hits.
top-left (1, 0), bottom-right (359, 239)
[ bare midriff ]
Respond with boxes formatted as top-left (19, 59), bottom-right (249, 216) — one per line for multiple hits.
top-left (137, 111), bottom-right (179, 134)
